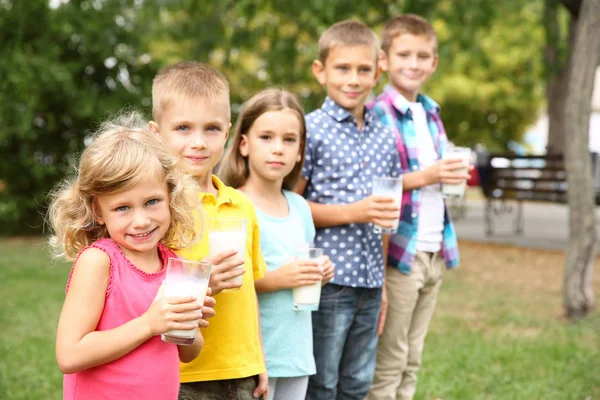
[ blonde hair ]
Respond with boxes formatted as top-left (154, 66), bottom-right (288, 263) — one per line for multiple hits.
top-left (152, 61), bottom-right (230, 122)
top-left (381, 14), bottom-right (438, 53)
top-left (219, 89), bottom-right (306, 191)
top-left (318, 19), bottom-right (379, 64)
top-left (47, 111), bottom-right (199, 260)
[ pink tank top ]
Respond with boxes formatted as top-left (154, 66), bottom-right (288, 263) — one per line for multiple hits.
top-left (63, 238), bottom-right (180, 400)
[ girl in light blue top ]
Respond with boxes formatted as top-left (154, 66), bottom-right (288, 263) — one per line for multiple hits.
top-left (220, 89), bottom-right (334, 400)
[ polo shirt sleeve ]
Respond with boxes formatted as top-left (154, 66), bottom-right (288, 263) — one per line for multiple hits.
top-left (249, 204), bottom-right (266, 280)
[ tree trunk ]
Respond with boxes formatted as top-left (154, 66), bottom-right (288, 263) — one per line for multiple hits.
top-left (546, 70), bottom-right (568, 155)
top-left (545, 0), bottom-right (576, 155)
top-left (563, 0), bottom-right (600, 321)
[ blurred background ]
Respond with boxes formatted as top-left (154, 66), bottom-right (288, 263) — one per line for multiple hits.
top-left (1, 2), bottom-right (600, 399)
top-left (4, 0), bottom-right (596, 234)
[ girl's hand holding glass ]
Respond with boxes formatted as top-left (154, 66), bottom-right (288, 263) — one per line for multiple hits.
top-left (143, 284), bottom-right (204, 337)
top-left (276, 258), bottom-right (323, 289)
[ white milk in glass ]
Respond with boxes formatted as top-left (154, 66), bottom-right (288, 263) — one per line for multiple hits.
top-left (292, 248), bottom-right (323, 311)
top-left (161, 258), bottom-right (211, 346)
top-left (292, 281), bottom-right (322, 311)
top-left (372, 177), bottom-right (403, 234)
top-left (208, 230), bottom-right (246, 286)
top-left (442, 147), bottom-right (472, 198)
top-left (163, 277), bottom-right (208, 344)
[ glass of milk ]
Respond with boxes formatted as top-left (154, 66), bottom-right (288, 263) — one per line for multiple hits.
top-left (208, 217), bottom-right (247, 288)
top-left (161, 257), bottom-right (211, 346)
top-left (372, 176), bottom-right (403, 234)
top-left (442, 146), bottom-right (473, 198)
top-left (292, 247), bottom-right (324, 311)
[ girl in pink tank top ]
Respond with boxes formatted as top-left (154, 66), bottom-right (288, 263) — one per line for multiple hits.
top-left (47, 112), bottom-right (215, 400)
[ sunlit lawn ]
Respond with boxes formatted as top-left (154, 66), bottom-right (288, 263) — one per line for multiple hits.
top-left (1, 237), bottom-right (599, 399)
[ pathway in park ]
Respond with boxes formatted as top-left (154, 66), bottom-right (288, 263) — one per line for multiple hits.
top-left (452, 194), bottom-right (600, 251)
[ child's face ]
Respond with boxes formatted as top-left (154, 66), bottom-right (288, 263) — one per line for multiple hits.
top-left (94, 174), bottom-right (171, 261)
top-left (150, 96), bottom-right (230, 182)
top-left (381, 33), bottom-right (438, 101)
top-left (313, 45), bottom-right (379, 119)
top-left (239, 109), bottom-right (302, 185)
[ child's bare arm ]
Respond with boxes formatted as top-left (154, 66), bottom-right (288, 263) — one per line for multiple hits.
top-left (295, 177), bottom-right (399, 228)
top-left (254, 296), bottom-right (269, 399)
top-left (56, 248), bottom-right (202, 374)
top-left (255, 259), bottom-right (322, 294)
top-left (402, 159), bottom-right (472, 190)
top-left (306, 196), bottom-right (399, 228)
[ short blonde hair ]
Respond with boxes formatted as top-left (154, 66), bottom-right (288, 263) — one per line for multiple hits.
top-left (318, 19), bottom-right (379, 64)
top-left (381, 14), bottom-right (438, 53)
top-left (47, 111), bottom-right (199, 260)
top-left (152, 61), bottom-right (230, 122)
top-left (219, 89), bottom-right (307, 191)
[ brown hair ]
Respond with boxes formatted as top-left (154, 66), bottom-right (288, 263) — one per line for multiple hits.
top-left (381, 14), bottom-right (438, 53)
top-left (318, 19), bottom-right (379, 64)
top-left (47, 111), bottom-right (199, 260)
top-left (219, 89), bottom-right (306, 191)
top-left (152, 61), bottom-right (230, 122)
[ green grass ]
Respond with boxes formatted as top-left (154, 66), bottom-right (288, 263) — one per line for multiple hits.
top-left (0, 238), bottom-right (68, 400)
top-left (1, 238), bottom-right (599, 399)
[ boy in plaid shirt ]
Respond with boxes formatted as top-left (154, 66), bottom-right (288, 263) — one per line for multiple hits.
top-left (367, 15), bottom-right (471, 400)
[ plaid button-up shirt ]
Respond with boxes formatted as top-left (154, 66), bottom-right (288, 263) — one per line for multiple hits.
top-left (368, 85), bottom-right (460, 274)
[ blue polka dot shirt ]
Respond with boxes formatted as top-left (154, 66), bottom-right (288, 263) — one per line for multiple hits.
top-left (301, 97), bottom-right (402, 288)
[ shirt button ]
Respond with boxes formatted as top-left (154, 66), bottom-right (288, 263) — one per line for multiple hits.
top-left (411, 213), bottom-right (417, 218)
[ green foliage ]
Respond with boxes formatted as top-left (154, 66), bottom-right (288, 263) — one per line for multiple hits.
top-left (0, 0), bottom-right (546, 232)
top-left (0, 0), bottom-right (157, 234)
top-left (147, 0), bottom-right (545, 151)
top-left (424, 0), bottom-right (546, 150)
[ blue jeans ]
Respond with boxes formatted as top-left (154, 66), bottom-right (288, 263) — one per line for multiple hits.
top-left (306, 284), bottom-right (382, 400)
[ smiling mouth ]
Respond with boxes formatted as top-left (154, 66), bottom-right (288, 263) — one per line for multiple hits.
top-left (129, 228), bottom-right (156, 238)
top-left (186, 156), bottom-right (208, 163)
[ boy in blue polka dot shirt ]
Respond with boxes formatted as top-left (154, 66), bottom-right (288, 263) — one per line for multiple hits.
top-left (294, 19), bottom-right (402, 400)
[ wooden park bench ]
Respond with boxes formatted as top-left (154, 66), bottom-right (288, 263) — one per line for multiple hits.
top-left (478, 153), bottom-right (600, 236)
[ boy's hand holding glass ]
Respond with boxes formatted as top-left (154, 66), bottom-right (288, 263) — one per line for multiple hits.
top-left (424, 158), bottom-right (471, 185)
top-left (275, 257), bottom-right (323, 289)
top-left (351, 195), bottom-right (400, 228)
top-left (203, 249), bottom-right (245, 295)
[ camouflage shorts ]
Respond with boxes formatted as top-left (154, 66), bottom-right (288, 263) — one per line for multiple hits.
top-left (178, 376), bottom-right (262, 400)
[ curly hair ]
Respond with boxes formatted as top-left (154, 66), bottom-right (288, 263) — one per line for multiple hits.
top-left (47, 111), bottom-right (200, 260)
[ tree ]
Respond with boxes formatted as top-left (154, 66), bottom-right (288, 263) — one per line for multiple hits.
top-left (563, 0), bottom-right (600, 320)
top-left (0, 0), bottom-right (157, 234)
top-left (0, 0), bottom-right (549, 232)
top-left (543, 0), bottom-right (573, 154)
top-left (147, 0), bottom-right (545, 151)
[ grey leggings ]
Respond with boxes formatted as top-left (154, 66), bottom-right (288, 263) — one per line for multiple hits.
top-left (267, 376), bottom-right (309, 400)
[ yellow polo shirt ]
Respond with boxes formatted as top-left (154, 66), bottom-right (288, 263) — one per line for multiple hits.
top-left (178, 175), bottom-right (266, 382)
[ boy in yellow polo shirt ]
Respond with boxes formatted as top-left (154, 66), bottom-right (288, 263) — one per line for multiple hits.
top-left (149, 61), bottom-right (268, 399)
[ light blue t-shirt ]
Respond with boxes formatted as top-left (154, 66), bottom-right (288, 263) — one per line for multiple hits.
top-left (256, 190), bottom-right (316, 378)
